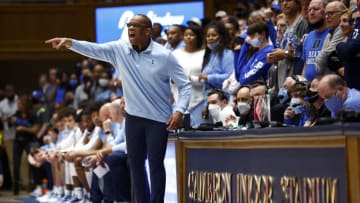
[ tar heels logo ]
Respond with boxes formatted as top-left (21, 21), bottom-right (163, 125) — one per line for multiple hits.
top-left (117, 10), bottom-right (185, 40)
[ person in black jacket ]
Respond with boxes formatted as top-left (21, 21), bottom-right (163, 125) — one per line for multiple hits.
top-left (336, 4), bottom-right (360, 90)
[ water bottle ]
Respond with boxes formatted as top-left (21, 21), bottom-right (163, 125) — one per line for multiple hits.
top-left (41, 178), bottom-right (48, 195)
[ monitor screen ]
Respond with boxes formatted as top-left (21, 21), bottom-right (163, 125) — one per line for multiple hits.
top-left (95, 1), bottom-right (204, 43)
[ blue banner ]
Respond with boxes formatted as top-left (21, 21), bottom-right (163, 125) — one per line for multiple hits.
top-left (96, 1), bottom-right (204, 43)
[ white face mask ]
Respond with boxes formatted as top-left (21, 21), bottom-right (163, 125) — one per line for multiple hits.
top-left (290, 98), bottom-right (302, 114)
top-left (248, 37), bottom-right (262, 48)
top-left (207, 41), bottom-right (219, 50)
top-left (237, 102), bottom-right (251, 115)
top-left (98, 79), bottom-right (109, 88)
top-left (208, 103), bottom-right (221, 123)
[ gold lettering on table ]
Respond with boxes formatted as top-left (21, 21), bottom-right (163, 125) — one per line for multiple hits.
top-left (188, 171), bottom-right (338, 203)
top-left (234, 174), bottom-right (274, 203)
top-left (200, 172), bottom-right (206, 201)
top-left (316, 178), bottom-right (320, 203)
top-left (247, 175), bottom-right (253, 203)
top-left (236, 174), bottom-right (240, 203)
top-left (331, 179), bottom-right (338, 203)
top-left (222, 172), bottom-right (232, 203)
top-left (205, 172), bottom-right (211, 202)
top-left (303, 178), bottom-right (307, 203)
top-left (321, 178), bottom-right (325, 203)
top-left (263, 176), bottom-right (273, 203)
top-left (241, 174), bottom-right (247, 203)
top-left (326, 178), bottom-right (330, 203)
top-left (188, 171), bottom-right (195, 200)
top-left (254, 175), bottom-right (262, 203)
top-left (213, 173), bottom-right (221, 202)
top-left (281, 176), bottom-right (289, 202)
top-left (281, 176), bottom-right (338, 203)
top-left (187, 171), bottom-right (232, 203)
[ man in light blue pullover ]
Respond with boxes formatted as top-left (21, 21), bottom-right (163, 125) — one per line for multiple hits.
top-left (46, 14), bottom-right (191, 203)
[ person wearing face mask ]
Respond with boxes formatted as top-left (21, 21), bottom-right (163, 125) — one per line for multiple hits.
top-left (271, 75), bottom-right (307, 123)
top-left (304, 76), bottom-right (331, 125)
top-left (232, 85), bottom-right (254, 129)
top-left (301, 0), bottom-right (329, 82)
top-left (318, 74), bottom-right (360, 118)
top-left (198, 21), bottom-right (234, 90)
top-left (205, 89), bottom-right (236, 127)
top-left (68, 72), bottom-right (79, 93)
top-left (94, 71), bottom-right (112, 102)
top-left (283, 82), bottom-right (315, 127)
top-left (234, 21), bottom-right (274, 86)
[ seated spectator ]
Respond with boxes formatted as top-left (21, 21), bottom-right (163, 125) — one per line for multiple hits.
top-left (283, 80), bottom-right (315, 127)
top-left (229, 85), bottom-right (254, 129)
top-left (270, 75), bottom-right (307, 123)
top-left (205, 89), bottom-right (236, 127)
top-left (305, 76), bottom-right (331, 125)
top-left (85, 97), bottom-right (131, 203)
top-left (318, 74), bottom-right (360, 117)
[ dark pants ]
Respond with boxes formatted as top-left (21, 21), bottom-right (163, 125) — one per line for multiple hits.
top-left (103, 151), bottom-right (131, 201)
top-left (0, 146), bottom-right (12, 190)
top-left (13, 137), bottom-right (33, 194)
top-left (126, 114), bottom-right (168, 203)
top-left (90, 151), bottom-right (132, 202)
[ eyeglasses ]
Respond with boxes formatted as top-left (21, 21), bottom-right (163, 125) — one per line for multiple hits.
top-left (325, 11), bottom-right (340, 17)
top-left (126, 22), bottom-right (149, 28)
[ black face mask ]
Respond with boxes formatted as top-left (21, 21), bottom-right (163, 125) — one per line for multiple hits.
top-left (307, 90), bottom-right (319, 103)
top-left (310, 18), bottom-right (325, 29)
top-left (7, 95), bottom-right (15, 101)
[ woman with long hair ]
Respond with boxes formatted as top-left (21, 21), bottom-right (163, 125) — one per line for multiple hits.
top-left (172, 25), bottom-right (206, 126)
top-left (198, 21), bottom-right (234, 90)
top-left (11, 94), bottom-right (40, 195)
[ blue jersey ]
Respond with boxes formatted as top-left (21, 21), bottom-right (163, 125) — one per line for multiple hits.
top-left (302, 29), bottom-right (329, 81)
top-left (234, 43), bottom-right (274, 85)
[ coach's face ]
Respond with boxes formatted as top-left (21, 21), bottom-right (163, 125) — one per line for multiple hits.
top-left (127, 15), bottom-right (152, 48)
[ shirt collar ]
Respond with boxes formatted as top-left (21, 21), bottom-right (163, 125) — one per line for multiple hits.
top-left (127, 40), bottom-right (153, 54)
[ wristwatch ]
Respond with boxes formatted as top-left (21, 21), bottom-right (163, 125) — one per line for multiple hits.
top-left (284, 50), bottom-right (289, 58)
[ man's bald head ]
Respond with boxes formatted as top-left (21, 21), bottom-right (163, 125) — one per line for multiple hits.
top-left (99, 103), bottom-right (112, 122)
top-left (318, 74), bottom-right (346, 99)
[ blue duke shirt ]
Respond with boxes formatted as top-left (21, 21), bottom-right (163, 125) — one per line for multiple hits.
top-left (302, 28), bottom-right (329, 81)
top-left (234, 42), bottom-right (274, 85)
top-left (70, 40), bottom-right (191, 123)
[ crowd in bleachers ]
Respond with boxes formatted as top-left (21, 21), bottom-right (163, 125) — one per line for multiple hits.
top-left (1, 0), bottom-right (360, 202)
